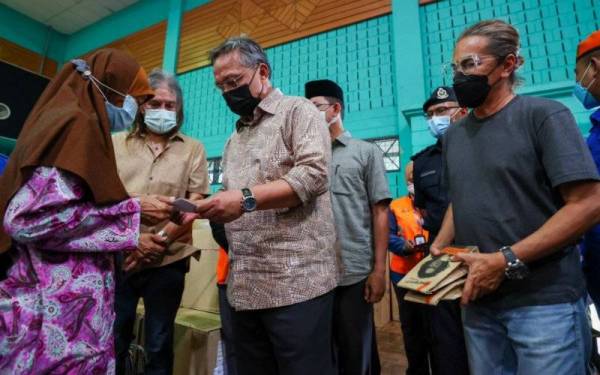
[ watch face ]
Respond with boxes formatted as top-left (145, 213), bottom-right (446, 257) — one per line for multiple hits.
top-left (243, 197), bottom-right (257, 212)
top-left (505, 263), bottom-right (529, 280)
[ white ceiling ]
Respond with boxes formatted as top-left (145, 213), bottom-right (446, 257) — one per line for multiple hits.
top-left (1, 0), bottom-right (140, 35)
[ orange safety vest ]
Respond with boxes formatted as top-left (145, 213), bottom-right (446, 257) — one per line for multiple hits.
top-left (216, 247), bottom-right (229, 285)
top-left (389, 196), bottom-right (429, 275)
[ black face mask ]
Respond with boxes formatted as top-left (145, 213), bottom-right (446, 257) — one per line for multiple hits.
top-left (452, 72), bottom-right (491, 108)
top-left (223, 84), bottom-right (261, 117)
top-left (222, 68), bottom-right (263, 117)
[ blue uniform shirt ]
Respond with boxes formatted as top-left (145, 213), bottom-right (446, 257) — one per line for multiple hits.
top-left (582, 109), bottom-right (600, 264)
top-left (0, 153), bottom-right (7, 175)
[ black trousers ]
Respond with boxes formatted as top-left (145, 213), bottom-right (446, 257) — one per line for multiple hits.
top-left (426, 299), bottom-right (469, 375)
top-left (218, 284), bottom-right (237, 375)
top-left (231, 290), bottom-right (336, 375)
top-left (394, 285), bottom-right (431, 375)
top-left (114, 258), bottom-right (187, 375)
top-left (334, 278), bottom-right (381, 375)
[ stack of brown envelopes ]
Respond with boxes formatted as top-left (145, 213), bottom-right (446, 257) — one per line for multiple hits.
top-left (397, 246), bottom-right (478, 305)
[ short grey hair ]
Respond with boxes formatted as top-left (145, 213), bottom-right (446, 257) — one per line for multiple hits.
top-left (148, 68), bottom-right (184, 125)
top-left (210, 37), bottom-right (271, 78)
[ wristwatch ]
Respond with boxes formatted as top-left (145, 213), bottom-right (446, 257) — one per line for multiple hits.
top-left (240, 188), bottom-right (257, 213)
top-left (499, 246), bottom-right (529, 280)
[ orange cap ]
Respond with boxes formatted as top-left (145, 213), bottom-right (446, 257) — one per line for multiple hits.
top-left (577, 30), bottom-right (600, 60)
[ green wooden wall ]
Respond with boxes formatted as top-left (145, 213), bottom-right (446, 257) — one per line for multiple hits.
top-left (178, 15), bottom-right (404, 194)
top-left (412, 0), bottom-right (600, 153)
top-left (178, 0), bottom-right (599, 197)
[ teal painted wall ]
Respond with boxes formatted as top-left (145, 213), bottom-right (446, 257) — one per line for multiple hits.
top-left (63, 0), bottom-right (212, 61)
top-left (178, 1), bottom-right (600, 197)
top-left (3, 0), bottom-right (600, 197)
top-left (63, 0), bottom-right (168, 61)
top-left (177, 15), bottom-right (404, 194)
top-left (0, 0), bottom-right (212, 66)
top-left (0, 4), bottom-right (66, 63)
top-left (163, 0), bottom-right (184, 73)
top-left (412, 0), bottom-right (600, 154)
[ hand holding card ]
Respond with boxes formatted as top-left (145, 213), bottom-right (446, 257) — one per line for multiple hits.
top-left (173, 198), bottom-right (198, 213)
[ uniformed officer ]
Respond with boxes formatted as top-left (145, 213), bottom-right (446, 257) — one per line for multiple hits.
top-left (412, 86), bottom-right (467, 240)
top-left (388, 161), bottom-right (430, 375)
top-left (409, 86), bottom-right (470, 375)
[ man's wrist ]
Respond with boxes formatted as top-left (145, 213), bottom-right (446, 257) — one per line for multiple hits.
top-left (372, 264), bottom-right (386, 275)
top-left (431, 241), bottom-right (445, 249)
top-left (492, 251), bottom-right (506, 267)
top-left (240, 188), bottom-right (257, 213)
top-left (499, 245), bottom-right (529, 280)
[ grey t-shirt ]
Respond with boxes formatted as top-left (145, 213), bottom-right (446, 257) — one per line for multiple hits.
top-left (331, 134), bottom-right (392, 286)
top-left (444, 95), bottom-right (599, 309)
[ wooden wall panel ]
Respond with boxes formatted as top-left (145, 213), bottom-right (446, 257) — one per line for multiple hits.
top-left (177, 0), bottom-right (391, 73)
top-left (83, 22), bottom-right (167, 74)
top-left (0, 38), bottom-right (57, 78)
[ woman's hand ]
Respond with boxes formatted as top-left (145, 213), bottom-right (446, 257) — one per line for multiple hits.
top-left (123, 232), bottom-right (167, 272)
top-left (139, 195), bottom-right (174, 225)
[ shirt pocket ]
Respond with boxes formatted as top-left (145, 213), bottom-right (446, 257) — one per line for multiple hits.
top-left (331, 166), bottom-right (363, 195)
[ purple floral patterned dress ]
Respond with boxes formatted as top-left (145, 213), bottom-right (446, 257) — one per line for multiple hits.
top-left (0, 166), bottom-right (140, 374)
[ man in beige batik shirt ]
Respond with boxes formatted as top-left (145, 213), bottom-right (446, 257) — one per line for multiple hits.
top-left (112, 69), bottom-right (209, 375)
top-left (195, 37), bottom-right (338, 375)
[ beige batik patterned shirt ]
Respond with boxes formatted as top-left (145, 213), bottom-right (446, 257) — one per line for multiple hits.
top-left (222, 88), bottom-right (338, 311)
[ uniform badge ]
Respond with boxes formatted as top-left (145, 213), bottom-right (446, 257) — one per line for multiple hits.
top-left (436, 88), bottom-right (449, 99)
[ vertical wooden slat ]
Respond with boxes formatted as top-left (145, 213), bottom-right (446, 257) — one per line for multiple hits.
top-left (81, 22), bottom-right (167, 74)
top-left (0, 37), bottom-right (57, 78)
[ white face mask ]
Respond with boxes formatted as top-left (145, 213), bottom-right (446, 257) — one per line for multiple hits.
top-left (144, 109), bottom-right (177, 135)
top-left (320, 110), bottom-right (338, 127)
top-left (407, 183), bottom-right (415, 196)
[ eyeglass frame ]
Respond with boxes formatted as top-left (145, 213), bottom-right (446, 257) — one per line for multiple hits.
top-left (312, 102), bottom-right (334, 111)
top-left (443, 53), bottom-right (503, 77)
top-left (215, 64), bottom-right (260, 92)
top-left (424, 105), bottom-right (460, 119)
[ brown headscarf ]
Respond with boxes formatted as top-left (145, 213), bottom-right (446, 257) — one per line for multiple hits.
top-left (0, 48), bottom-right (154, 253)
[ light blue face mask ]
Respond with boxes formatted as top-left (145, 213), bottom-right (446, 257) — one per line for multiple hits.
top-left (105, 95), bottom-right (138, 132)
top-left (71, 59), bottom-right (138, 131)
top-left (144, 109), bottom-right (177, 134)
top-left (574, 63), bottom-right (600, 110)
top-left (427, 116), bottom-right (451, 138)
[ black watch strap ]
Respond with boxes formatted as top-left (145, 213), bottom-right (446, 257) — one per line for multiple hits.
top-left (242, 188), bottom-right (252, 198)
top-left (500, 246), bottom-right (517, 264)
top-left (240, 188), bottom-right (257, 213)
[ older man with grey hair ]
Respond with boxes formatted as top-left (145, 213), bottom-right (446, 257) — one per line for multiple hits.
top-left (112, 68), bottom-right (210, 375)
top-left (194, 37), bottom-right (338, 375)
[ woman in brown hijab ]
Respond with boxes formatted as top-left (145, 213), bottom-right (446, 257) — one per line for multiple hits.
top-left (0, 49), bottom-right (172, 374)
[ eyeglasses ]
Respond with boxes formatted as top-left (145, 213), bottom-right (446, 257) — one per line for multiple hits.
top-left (313, 102), bottom-right (333, 111)
top-left (215, 67), bottom-right (258, 92)
top-left (442, 54), bottom-right (498, 78)
top-left (424, 106), bottom-right (459, 119)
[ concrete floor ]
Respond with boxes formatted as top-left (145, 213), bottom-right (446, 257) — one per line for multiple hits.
top-left (377, 321), bottom-right (408, 375)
